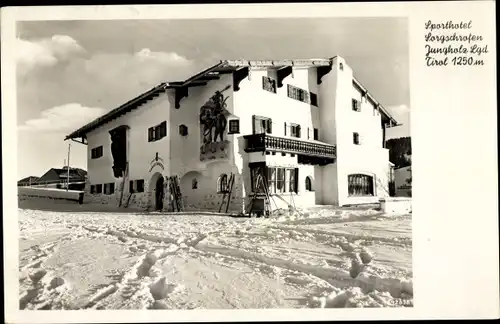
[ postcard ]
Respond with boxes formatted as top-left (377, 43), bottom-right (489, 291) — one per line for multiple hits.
top-left (2, 1), bottom-right (498, 322)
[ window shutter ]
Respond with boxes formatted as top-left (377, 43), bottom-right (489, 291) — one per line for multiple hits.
top-left (155, 125), bottom-right (161, 140)
top-left (252, 115), bottom-right (256, 134)
top-left (148, 127), bottom-right (154, 142)
top-left (267, 119), bottom-right (272, 134)
top-left (160, 121), bottom-right (167, 138)
top-left (294, 168), bottom-right (299, 193)
top-left (284, 122), bottom-right (287, 136)
top-left (311, 93), bottom-right (318, 106)
top-left (297, 125), bottom-right (301, 138)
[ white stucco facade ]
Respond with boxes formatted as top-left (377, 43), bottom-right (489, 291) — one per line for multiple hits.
top-left (69, 56), bottom-right (397, 212)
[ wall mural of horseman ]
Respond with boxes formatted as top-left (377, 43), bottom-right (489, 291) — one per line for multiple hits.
top-left (199, 85), bottom-right (232, 161)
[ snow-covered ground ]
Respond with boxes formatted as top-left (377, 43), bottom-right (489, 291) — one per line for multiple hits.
top-left (18, 197), bottom-right (413, 310)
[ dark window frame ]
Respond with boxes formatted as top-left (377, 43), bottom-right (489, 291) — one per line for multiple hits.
top-left (262, 76), bottom-right (277, 93)
top-left (250, 165), bottom-right (298, 195)
top-left (91, 146), bottom-right (103, 159)
top-left (310, 93), bottom-right (318, 107)
top-left (252, 115), bottom-right (272, 134)
top-left (348, 174), bottom-right (375, 197)
top-left (95, 184), bottom-right (103, 194)
top-left (305, 176), bottom-right (313, 191)
top-left (352, 99), bottom-right (361, 112)
top-left (148, 127), bottom-right (155, 142)
top-left (266, 167), bottom-right (298, 194)
top-left (149, 121), bottom-right (167, 142)
top-left (104, 182), bottom-right (115, 195)
top-left (179, 124), bottom-right (188, 136)
top-left (228, 119), bottom-right (240, 134)
top-left (136, 179), bottom-right (145, 193)
top-left (353, 132), bottom-right (360, 145)
top-left (287, 84), bottom-right (318, 107)
top-left (285, 122), bottom-right (301, 138)
top-left (217, 174), bottom-right (229, 193)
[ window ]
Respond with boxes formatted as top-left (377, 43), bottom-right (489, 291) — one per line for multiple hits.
top-left (192, 179), bottom-right (198, 189)
top-left (286, 169), bottom-right (298, 193)
top-left (276, 168), bottom-right (285, 194)
top-left (314, 128), bottom-right (319, 140)
top-left (104, 182), bottom-right (115, 195)
top-left (353, 132), bottom-right (360, 145)
top-left (352, 99), bottom-right (361, 112)
top-left (266, 167), bottom-right (298, 194)
top-left (348, 174), bottom-right (374, 196)
top-left (339, 63), bottom-right (344, 70)
top-left (250, 163), bottom-right (266, 193)
top-left (130, 179), bottom-right (145, 193)
top-left (95, 184), bottom-right (103, 194)
top-left (228, 120), bottom-right (240, 134)
top-left (137, 180), bottom-right (144, 193)
top-left (287, 84), bottom-right (318, 107)
top-left (217, 174), bottom-right (229, 193)
top-left (253, 116), bottom-right (272, 134)
top-left (90, 185), bottom-right (95, 194)
top-left (91, 146), bottom-right (103, 159)
top-left (305, 176), bottom-right (313, 191)
top-left (262, 76), bottom-right (277, 93)
top-left (285, 123), bottom-right (301, 138)
top-left (310, 93), bottom-right (318, 107)
top-left (148, 121), bottom-right (167, 142)
top-left (158, 121), bottom-right (167, 139)
top-left (148, 127), bottom-right (155, 142)
top-left (179, 125), bottom-right (188, 136)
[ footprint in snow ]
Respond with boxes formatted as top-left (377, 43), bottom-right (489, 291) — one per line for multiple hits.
top-left (359, 250), bottom-right (373, 265)
top-left (349, 256), bottom-right (365, 279)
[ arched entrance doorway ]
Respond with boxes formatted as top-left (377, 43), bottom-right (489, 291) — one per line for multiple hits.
top-left (155, 176), bottom-right (164, 210)
top-left (150, 172), bottom-right (165, 211)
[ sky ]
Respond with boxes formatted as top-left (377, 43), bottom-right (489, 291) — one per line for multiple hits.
top-left (16, 18), bottom-right (410, 180)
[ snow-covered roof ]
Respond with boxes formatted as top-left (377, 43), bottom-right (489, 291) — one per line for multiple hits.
top-left (65, 57), bottom-right (398, 141)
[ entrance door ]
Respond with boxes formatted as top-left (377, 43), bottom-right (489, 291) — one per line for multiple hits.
top-left (155, 176), bottom-right (164, 210)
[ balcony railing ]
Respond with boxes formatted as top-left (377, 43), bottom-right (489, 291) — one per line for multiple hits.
top-left (244, 133), bottom-right (336, 159)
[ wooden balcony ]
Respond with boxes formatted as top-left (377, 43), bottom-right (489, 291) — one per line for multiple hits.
top-left (244, 133), bottom-right (336, 164)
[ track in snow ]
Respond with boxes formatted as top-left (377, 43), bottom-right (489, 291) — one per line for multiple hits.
top-left (18, 201), bottom-right (413, 309)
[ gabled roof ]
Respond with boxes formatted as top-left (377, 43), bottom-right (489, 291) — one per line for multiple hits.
top-left (65, 58), bottom-right (399, 140)
top-left (352, 78), bottom-right (399, 126)
top-left (18, 176), bottom-right (39, 184)
top-left (53, 167), bottom-right (87, 177)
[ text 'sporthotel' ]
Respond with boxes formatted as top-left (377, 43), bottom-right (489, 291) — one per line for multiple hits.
top-left (65, 56), bottom-right (399, 213)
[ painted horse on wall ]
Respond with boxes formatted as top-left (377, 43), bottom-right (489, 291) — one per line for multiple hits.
top-left (199, 85), bottom-right (231, 145)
